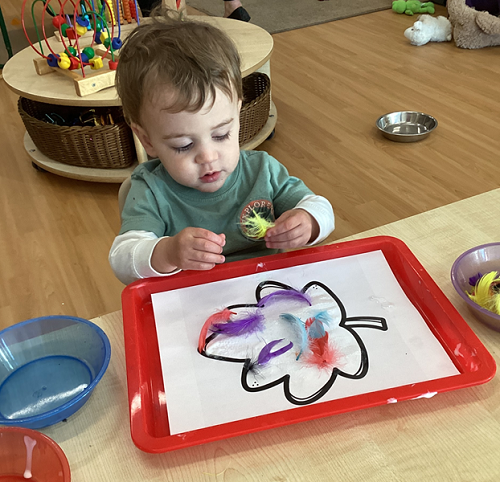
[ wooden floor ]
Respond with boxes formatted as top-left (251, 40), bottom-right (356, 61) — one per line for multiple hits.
top-left (1, 4), bottom-right (499, 331)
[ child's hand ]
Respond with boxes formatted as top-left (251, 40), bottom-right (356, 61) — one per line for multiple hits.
top-left (152, 228), bottom-right (226, 273)
top-left (265, 209), bottom-right (319, 250)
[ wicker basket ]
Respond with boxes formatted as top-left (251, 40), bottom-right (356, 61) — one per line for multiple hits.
top-left (239, 72), bottom-right (271, 146)
top-left (18, 97), bottom-right (135, 169)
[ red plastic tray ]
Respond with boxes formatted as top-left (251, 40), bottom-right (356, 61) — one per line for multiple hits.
top-left (121, 236), bottom-right (496, 453)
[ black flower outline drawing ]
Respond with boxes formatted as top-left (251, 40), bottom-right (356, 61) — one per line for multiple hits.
top-left (199, 280), bottom-right (388, 406)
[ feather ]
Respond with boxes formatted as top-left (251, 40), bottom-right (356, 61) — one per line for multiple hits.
top-left (280, 313), bottom-right (308, 360)
top-left (306, 311), bottom-right (332, 339)
top-left (257, 339), bottom-right (294, 366)
top-left (314, 310), bottom-right (332, 326)
top-left (303, 333), bottom-right (340, 371)
top-left (257, 289), bottom-right (311, 308)
top-left (240, 209), bottom-right (275, 240)
top-left (197, 308), bottom-right (234, 353)
top-left (469, 272), bottom-right (483, 287)
top-left (306, 317), bottom-right (325, 339)
top-left (468, 271), bottom-right (500, 315)
top-left (211, 311), bottom-right (264, 336)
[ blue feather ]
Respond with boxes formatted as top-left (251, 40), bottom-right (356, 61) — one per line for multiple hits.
top-left (280, 313), bottom-right (308, 360)
top-left (307, 318), bottom-right (325, 339)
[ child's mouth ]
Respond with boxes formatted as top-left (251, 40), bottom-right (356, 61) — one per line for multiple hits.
top-left (200, 171), bottom-right (221, 183)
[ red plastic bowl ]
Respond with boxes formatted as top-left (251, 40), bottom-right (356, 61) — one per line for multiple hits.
top-left (0, 427), bottom-right (70, 481)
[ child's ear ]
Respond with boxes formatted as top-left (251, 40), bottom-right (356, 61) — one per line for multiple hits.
top-left (131, 123), bottom-right (158, 158)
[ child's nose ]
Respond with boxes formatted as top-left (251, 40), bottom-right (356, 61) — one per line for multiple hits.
top-left (195, 145), bottom-right (218, 164)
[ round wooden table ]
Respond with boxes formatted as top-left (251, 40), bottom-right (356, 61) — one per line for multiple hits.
top-left (3, 17), bottom-right (276, 183)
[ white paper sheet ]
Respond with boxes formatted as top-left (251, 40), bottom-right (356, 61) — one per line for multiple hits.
top-left (152, 251), bottom-right (459, 435)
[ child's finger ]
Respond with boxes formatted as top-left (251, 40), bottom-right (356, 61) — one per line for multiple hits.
top-left (193, 228), bottom-right (226, 247)
top-left (267, 212), bottom-right (301, 237)
top-left (184, 260), bottom-right (219, 271)
top-left (190, 249), bottom-right (225, 267)
top-left (266, 232), bottom-right (307, 249)
top-left (266, 222), bottom-right (302, 242)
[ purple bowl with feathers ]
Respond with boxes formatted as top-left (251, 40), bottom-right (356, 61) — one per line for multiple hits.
top-left (451, 242), bottom-right (500, 331)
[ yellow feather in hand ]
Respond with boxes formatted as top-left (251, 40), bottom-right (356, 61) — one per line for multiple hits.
top-left (241, 209), bottom-right (275, 240)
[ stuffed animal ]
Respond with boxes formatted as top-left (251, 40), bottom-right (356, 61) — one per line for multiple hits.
top-left (447, 0), bottom-right (500, 49)
top-left (392, 0), bottom-right (436, 15)
top-left (404, 14), bottom-right (453, 45)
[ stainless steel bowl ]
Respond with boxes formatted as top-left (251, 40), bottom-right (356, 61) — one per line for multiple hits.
top-left (376, 111), bottom-right (438, 142)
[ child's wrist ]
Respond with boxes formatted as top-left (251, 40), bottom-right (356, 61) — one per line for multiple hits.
top-left (151, 237), bottom-right (179, 274)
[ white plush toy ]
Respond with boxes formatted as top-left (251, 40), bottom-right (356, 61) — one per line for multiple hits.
top-left (404, 14), bottom-right (453, 46)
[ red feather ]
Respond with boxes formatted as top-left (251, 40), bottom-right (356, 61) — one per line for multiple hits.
top-left (304, 332), bottom-right (340, 370)
top-left (198, 308), bottom-right (234, 353)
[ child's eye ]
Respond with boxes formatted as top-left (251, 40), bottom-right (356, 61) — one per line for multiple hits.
top-left (214, 132), bottom-right (230, 142)
top-left (173, 143), bottom-right (193, 153)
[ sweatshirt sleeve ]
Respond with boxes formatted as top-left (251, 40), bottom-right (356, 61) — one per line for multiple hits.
top-left (109, 230), bottom-right (180, 285)
top-left (294, 194), bottom-right (335, 245)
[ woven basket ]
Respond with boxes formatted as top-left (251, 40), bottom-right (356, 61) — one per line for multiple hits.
top-left (239, 72), bottom-right (271, 146)
top-left (18, 98), bottom-right (135, 169)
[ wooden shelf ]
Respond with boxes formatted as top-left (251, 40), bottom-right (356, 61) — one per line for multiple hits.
top-left (24, 132), bottom-right (137, 183)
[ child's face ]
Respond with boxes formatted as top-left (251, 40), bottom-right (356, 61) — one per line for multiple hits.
top-left (132, 87), bottom-right (242, 193)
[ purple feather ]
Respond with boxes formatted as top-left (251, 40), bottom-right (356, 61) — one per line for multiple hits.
top-left (211, 311), bottom-right (264, 336)
top-left (257, 289), bottom-right (311, 308)
top-left (469, 273), bottom-right (483, 287)
top-left (257, 339), bottom-right (294, 366)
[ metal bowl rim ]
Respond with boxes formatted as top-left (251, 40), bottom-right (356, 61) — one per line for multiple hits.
top-left (376, 111), bottom-right (438, 137)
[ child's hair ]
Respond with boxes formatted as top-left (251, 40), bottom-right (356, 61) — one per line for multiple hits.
top-left (116, 8), bottom-right (242, 126)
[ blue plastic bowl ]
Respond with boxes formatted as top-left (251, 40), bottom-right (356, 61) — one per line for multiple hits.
top-left (0, 316), bottom-right (111, 428)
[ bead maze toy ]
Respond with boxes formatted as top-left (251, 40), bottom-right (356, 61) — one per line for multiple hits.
top-left (21, 0), bottom-right (142, 96)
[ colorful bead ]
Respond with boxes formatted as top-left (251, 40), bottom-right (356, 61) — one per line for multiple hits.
top-left (129, 0), bottom-right (137, 20)
top-left (83, 47), bottom-right (95, 60)
top-left (65, 46), bottom-right (76, 56)
top-left (80, 53), bottom-right (89, 64)
top-left (90, 57), bottom-right (104, 70)
top-left (76, 16), bottom-right (90, 28)
top-left (52, 16), bottom-right (65, 29)
top-left (68, 57), bottom-right (80, 70)
top-left (108, 60), bottom-right (119, 70)
top-left (100, 31), bottom-right (109, 44)
top-left (66, 27), bottom-right (76, 40)
top-left (58, 56), bottom-right (71, 69)
top-left (61, 24), bottom-right (69, 37)
top-left (111, 38), bottom-right (123, 50)
top-left (47, 54), bottom-right (59, 67)
top-left (75, 24), bottom-right (88, 37)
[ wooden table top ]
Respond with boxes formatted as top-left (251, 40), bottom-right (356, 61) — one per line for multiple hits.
top-left (39, 189), bottom-right (500, 481)
top-left (3, 16), bottom-right (273, 107)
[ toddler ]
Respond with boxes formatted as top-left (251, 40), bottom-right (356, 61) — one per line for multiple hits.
top-left (109, 11), bottom-right (334, 284)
